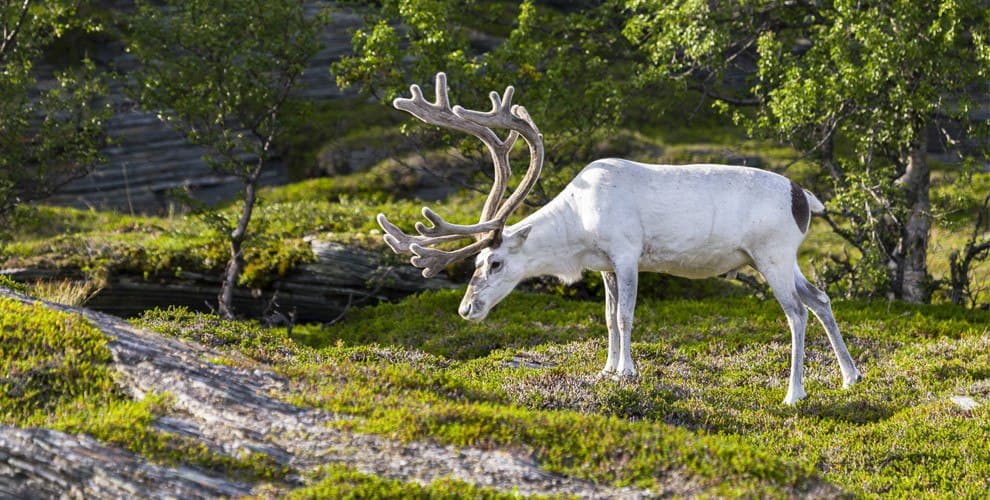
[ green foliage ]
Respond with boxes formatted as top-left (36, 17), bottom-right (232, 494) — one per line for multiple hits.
top-left (127, 0), bottom-right (324, 177)
top-left (815, 166), bottom-right (902, 299)
top-left (0, 1), bottom-right (109, 235)
top-left (932, 171), bottom-right (990, 228)
top-left (623, 0), bottom-right (990, 302)
top-left (753, 0), bottom-right (989, 155)
top-left (333, 1), bottom-right (643, 167)
top-left (127, 0), bottom-right (327, 317)
top-left (0, 275), bottom-right (28, 294)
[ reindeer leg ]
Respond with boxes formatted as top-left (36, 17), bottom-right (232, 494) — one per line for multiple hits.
top-left (794, 265), bottom-right (862, 388)
top-left (757, 257), bottom-right (808, 405)
top-left (601, 271), bottom-right (620, 376)
top-left (613, 264), bottom-right (639, 379)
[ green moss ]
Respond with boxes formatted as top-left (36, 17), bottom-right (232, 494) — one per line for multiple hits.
top-left (1, 192), bottom-right (490, 289)
top-left (123, 288), bottom-right (990, 496)
top-left (290, 291), bottom-right (989, 495)
top-left (0, 298), bottom-right (288, 482)
top-left (51, 392), bottom-right (290, 482)
top-left (0, 298), bottom-right (120, 424)
top-left (288, 464), bottom-right (536, 499)
top-left (133, 306), bottom-right (301, 365)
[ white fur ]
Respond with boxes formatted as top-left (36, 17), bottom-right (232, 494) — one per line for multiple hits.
top-left (459, 159), bottom-right (862, 405)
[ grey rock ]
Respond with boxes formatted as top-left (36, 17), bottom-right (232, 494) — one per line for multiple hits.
top-left (0, 287), bottom-right (657, 498)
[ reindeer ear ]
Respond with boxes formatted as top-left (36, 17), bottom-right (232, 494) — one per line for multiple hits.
top-left (507, 225), bottom-right (532, 252)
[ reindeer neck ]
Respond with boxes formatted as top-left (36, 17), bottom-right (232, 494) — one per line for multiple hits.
top-left (509, 199), bottom-right (586, 283)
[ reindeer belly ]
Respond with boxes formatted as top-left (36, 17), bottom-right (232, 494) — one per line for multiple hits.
top-left (635, 202), bottom-right (755, 279)
top-left (638, 246), bottom-right (751, 279)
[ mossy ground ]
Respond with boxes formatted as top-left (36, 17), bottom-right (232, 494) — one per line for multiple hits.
top-left (5, 283), bottom-right (989, 495)
top-left (3, 107), bottom-right (988, 495)
top-left (286, 464), bottom-right (538, 499)
top-left (0, 297), bottom-right (288, 482)
top-left (130, 290), bottom-right (990, 496)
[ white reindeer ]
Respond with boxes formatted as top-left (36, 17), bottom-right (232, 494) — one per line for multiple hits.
top-left (377, 73), bottom-right (862, 405)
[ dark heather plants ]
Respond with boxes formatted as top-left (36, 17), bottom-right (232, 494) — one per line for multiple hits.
top-left (127, 0), bottom-right (324, 318)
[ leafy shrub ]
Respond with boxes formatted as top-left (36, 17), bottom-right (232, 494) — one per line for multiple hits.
top-left (0, 275), bottom-right (27, 293)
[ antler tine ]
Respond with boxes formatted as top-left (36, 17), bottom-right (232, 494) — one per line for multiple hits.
top-left (410, 237), bottom-right (494, 278)
top-left (377, 213), bottom-right (473, 254)
top-left (391, 72), bottom-right (516, 230)
top-left (454, 95), bottom-right (544, 225)
top-left (415, 207), bottom-right (503, 237)
top-left (393, 72), bottom-right (496, 143)
top-left (434, 72), bottom-right (451, 110)
top-left (379, 72), bottom-right (538, 276)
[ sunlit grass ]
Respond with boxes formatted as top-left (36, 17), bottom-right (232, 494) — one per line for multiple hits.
top-left (26, 279), bottom-right (103, 306)
top-left (132, 291), bottom-right (990, 496)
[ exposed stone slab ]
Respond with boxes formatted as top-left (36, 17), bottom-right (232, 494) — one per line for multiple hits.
top-left (0, 288), bottom-right (656, 498)
top-left (0, 426), bottom-right (256, 499)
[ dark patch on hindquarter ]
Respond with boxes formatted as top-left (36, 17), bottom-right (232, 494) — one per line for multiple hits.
top-left (790, 180), bottom-right (810, 233)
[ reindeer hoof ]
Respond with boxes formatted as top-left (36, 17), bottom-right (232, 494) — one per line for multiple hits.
top-left (783, 388), bottom-right (807, 406)
top-left (615, 366), bottom-right (638, 379)
top-left (842, 371), bottom-right (863, 389)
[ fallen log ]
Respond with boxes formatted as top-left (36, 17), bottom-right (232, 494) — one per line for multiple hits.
top-left (2, 239), bottom-right (457, 322)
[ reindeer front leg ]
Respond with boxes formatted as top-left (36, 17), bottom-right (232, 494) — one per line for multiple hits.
top-left (601, 271), bottom-right (620, 376)
top-left (614, 263), bottom-right (639, 378)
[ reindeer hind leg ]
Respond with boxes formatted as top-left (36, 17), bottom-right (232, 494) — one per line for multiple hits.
top-left (754, 256), bottom-right (808, 405)
top-left (794, 265), bottom-right (862, 388)
top-left (613, 263), bottom-right (639, 378)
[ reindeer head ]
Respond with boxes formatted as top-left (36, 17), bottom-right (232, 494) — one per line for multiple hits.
top-left (376, 72), bottom-right (543, 320)
top-left (458, 225), bottom-right (533, 321)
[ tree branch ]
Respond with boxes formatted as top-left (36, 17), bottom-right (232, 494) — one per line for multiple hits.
top-left (0, 0), bottom-right (32, 61)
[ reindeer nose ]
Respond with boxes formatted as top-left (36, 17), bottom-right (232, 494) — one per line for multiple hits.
top-left (459, 302), bottom-right (473, 319)
top-left (459, 300), bottom-right (486, 321)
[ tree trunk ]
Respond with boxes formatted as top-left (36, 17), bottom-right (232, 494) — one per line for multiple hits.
top-left (821, 132), bottom-right (844, 183)
top-left (895, 139), bottom-right (931, 304)
top-left (217, 174), bottom-right (259, 319)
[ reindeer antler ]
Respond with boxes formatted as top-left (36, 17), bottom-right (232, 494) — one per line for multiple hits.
top-left (377, 72), bottom-right (544, 278)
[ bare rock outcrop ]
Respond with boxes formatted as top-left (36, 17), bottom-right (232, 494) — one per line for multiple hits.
top-left (45, 3), bottom-right (364, 213)
top-left (0, 288), bottom-right (654, 498)
top-left (0, 427), bottom-right (255, 499)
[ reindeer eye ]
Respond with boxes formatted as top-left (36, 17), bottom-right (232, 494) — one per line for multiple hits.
top-left (490, 260), bottom-right (503, 272)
